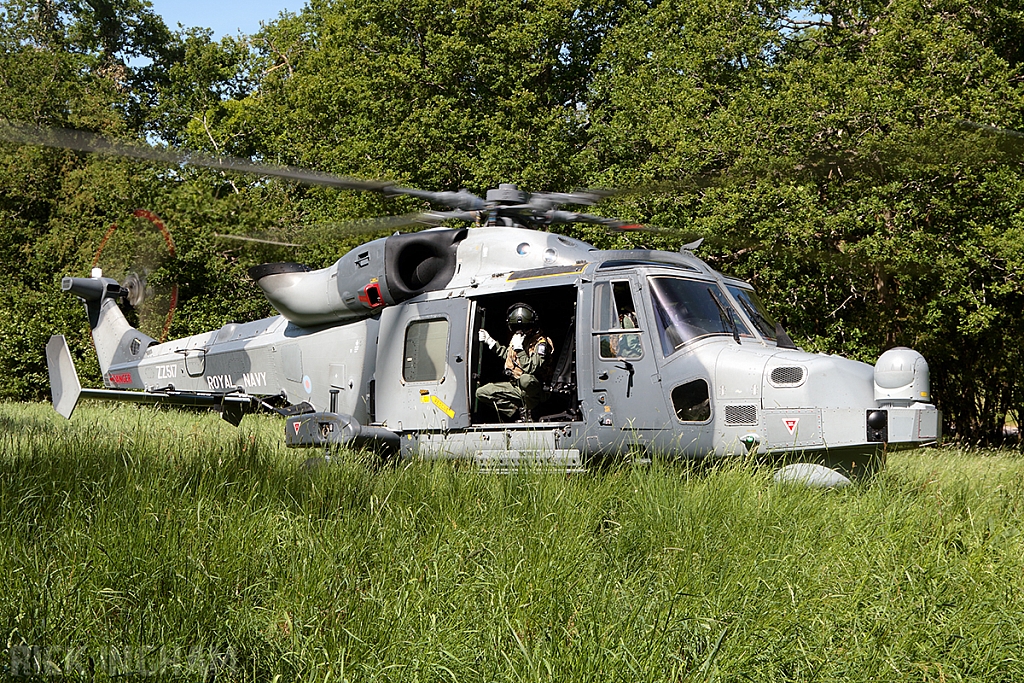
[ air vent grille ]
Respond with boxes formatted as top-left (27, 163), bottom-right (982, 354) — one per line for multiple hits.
top-left (770, 366), bottom-right (804, 385)
top-left (725, 404), bottom-right (758, 425)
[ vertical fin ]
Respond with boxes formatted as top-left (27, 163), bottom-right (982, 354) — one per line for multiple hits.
top-left (62, 276), bottom-right (156, 376)
top-left (92, 298), bottom-right (149, 375)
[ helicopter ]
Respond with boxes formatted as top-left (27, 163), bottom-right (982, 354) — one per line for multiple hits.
top-left (10, 125), bottom-right (940, 485)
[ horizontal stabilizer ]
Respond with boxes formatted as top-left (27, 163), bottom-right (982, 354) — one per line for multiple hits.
top-left (46, 335), bottom-right (82, 419)
top-left (74, 389), bottom-right (257, 426)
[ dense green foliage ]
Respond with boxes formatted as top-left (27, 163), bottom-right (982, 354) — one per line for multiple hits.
top-left (3, 402), bottom-right (1024, 680)
top-left (1, 0), bottom-right (1022, 442)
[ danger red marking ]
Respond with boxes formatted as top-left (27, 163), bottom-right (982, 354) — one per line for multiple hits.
top-left (293, 422), bottom-right (301, 435)
top-left (108, 373), bottom-right (132, 385)
top-left (783, 418), bottom-right (800, 435)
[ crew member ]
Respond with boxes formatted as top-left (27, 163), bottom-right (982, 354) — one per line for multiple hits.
top-left (476, 303), bottom-right (553, 421)
top-left (602, 303), bottom-right (642, 359)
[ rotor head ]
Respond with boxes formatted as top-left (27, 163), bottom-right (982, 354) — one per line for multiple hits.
top-left (486, 183), bottom-right (528, 205)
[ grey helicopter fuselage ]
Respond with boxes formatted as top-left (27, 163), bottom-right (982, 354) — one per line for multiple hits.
top-left (49, 225), bottom-right (940, 481)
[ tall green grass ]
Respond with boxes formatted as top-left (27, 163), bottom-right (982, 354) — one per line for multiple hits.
top-left (2, 402), bottom-right (1023, 681)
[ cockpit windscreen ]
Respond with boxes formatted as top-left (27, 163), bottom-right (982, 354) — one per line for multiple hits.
top-left (650, 277), bottom-right (752, 356)
top-left (725, 285), bottom-right (777, 340)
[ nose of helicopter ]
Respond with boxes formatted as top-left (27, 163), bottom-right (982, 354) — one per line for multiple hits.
top-left (704, 344), bottom-right (876, 413)
top-left (760, 350), bottom-right (876, 410)
top-left (698, 343), bottom-right (938, 476)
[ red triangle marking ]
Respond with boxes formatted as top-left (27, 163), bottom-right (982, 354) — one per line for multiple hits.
top-left (783, 418), bottom-right (799, 435)
top-left (293, 421), bottom-right (301, 435)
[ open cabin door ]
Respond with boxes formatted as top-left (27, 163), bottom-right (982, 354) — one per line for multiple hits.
top-left (375, 297), bottom-right (473, 431)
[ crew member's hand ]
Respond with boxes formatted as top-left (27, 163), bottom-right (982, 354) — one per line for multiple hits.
top-left (511, 332), bottom-right (525, 351)
top-left (478, 328), bottom-right (497, 349)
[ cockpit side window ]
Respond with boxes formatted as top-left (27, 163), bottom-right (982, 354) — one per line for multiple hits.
top-left (593, 281), bottom-right (617, 330)
top-left (594, 281), bottom-right (643, 359)
top-left (672, 379), bottom-right (711, 422)
top-left (726, 285), bottom-right (777, 341)
top-left (649, 276), bottom-right (752, 356)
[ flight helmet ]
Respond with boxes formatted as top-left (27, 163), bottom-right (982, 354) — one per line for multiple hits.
top-left (506, 303), bottom-right (538, 332)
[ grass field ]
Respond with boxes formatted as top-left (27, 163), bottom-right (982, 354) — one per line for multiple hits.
top-left (2, 402), bottom-right (1023, 682)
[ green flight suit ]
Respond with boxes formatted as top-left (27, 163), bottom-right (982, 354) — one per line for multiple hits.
top-left (476, 330), bottom-right (553, 420)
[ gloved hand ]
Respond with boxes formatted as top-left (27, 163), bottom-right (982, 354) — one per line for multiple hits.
top-left (478, 328), bottom-right (497, 349)
top-left (510, 332), bottom-right (525, 351)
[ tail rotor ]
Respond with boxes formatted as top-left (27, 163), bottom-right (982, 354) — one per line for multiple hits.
top-left (92, 209), bottom-right (178, 342)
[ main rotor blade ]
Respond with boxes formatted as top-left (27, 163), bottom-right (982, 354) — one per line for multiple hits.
top-left (545, 210), bottom-right (650, 231)
top-left (316, 210), bottom-right (479, 235)
top-left (384, 187), bottom-right (487, 211)
top-left (214, 210), bottom-right (478, 247)
top-left (0, 121), bottom-right (390, 192)
top-left (957, 120), bottom-right (1024, 156)
top-left (213, 233), bottom-right (303, 247)
top-left (529, 189), bottom-right (618, 209)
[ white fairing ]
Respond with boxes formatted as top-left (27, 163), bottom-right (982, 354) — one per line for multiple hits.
top-left (448, 228), bottom-right (594, 287)
top-left (774, 463), bottom-right (853, 488)
top-left (874, 347), bottom-right (931, 405)
top-left (254, 266), bottom-right (345, 327)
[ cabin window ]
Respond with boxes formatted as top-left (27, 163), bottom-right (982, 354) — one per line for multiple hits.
top-left (403, 318), bottom-right (449, 382)
top-left (726, 285), bottom-right (777, 340)
top-left (649, 277), bottom-right (752, 356)
top-left (672, 379), bottom-right (711, 422)
top-left (594, 281), bottom-right (643, 360)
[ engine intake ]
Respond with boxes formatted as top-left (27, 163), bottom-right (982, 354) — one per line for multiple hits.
top-left (250, 229), bottom-right (467, 326)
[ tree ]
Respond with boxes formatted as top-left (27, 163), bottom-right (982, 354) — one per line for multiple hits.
top-left (588, 0), bottom-right (1024, 442)
top-left (0, 0), bottom-right (278, 398)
